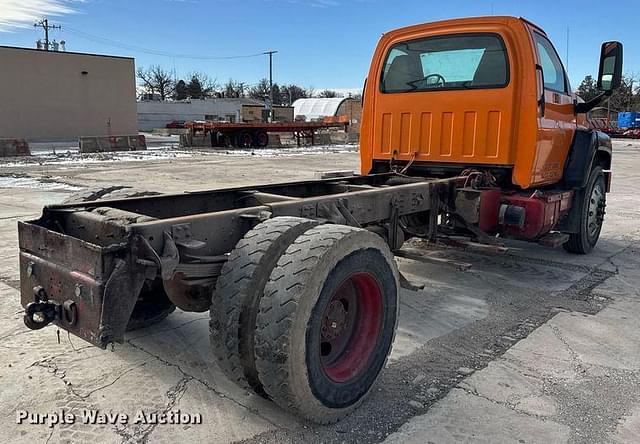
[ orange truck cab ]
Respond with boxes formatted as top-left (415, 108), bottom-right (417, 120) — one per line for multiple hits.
top-left (360, 16), bottom-right (623, 253)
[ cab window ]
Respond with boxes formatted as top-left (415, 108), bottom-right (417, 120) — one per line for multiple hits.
top-left (534, 33), bottom-right (568, 93)
top-left (381, 34), bottom-right (509, 93)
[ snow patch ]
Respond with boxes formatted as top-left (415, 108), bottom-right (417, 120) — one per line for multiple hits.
top-left (0, 175), bottom-right (81, 191)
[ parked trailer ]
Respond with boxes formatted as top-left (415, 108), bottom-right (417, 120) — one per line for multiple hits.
top-left (185, 119), bottom-right (349, 148)
top-left (19, 16), bottom-right (623, 423)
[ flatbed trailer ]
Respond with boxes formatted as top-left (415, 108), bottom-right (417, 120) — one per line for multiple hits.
top-left (185, 119), bottom-right (350, 148)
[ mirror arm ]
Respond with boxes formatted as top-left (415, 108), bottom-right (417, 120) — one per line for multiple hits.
top-left (575, 91), bottom-right (610, 114)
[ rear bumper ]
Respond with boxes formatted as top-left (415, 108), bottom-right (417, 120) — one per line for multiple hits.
top-left (18, 220), bottom-right (145, 348)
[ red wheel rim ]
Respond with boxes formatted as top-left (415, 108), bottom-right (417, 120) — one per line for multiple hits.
top-left (241, 133), bottom-right (252, 147)
top-left (320, 272), bottom-right (383, 383)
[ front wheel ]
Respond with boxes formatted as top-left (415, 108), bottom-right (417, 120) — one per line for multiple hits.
top-left (564, 165), bottom-right (606, 254)
top-left (254, 225), bottom-right (399, 423)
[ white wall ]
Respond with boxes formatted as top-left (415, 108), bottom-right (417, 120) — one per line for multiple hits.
top-left (137, 99), bottom-right (262, 131)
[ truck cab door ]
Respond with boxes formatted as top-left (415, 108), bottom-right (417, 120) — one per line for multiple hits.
top-left (532, 32), bottom-right (576, 185)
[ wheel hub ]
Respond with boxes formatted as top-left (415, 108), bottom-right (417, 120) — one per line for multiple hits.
top-left (587, 183), bottom-right (605, 238)
top-left (322, 300), bottom-right (348, 340)
top-left (319, 272), bottom-right (383, 383)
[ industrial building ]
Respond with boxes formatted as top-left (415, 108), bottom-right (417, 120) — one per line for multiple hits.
top-left (293, 97), bottom-right (362, 132)
top-left (0, 46), bottom-right (137, 141)
top-left (137, 98), bottom-right (265, 131)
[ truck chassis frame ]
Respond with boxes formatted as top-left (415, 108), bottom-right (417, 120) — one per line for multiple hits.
top-left (19, 173), bottom-right (458, 347)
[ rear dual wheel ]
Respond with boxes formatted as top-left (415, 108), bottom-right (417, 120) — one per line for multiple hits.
top-left (210, 220), bottom-right (399, 423)
top-left (210, 217), bottom-right (319, 392)
top-left (234, 130), bottom-right (268, 148)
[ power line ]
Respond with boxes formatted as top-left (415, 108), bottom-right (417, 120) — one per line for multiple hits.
top-left (63, 26), bottom-right (269, 60)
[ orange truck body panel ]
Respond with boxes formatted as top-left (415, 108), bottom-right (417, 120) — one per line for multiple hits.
top-left (360, 16), bottom-right (578, 189)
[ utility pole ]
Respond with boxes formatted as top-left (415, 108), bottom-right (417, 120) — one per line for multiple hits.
top-left (34, 18), bottom-right (61, 51)
top-left (264, 51), bottom-right (278, 121)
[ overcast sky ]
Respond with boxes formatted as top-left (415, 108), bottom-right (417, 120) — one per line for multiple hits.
top-left (0, 0), bottom-right (637, 90)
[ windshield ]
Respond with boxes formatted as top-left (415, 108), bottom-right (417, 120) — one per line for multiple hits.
top-left (381, 33), bottom-right (509, 93)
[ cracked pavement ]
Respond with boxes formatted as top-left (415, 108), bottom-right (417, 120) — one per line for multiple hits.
top-left (1, 140), bottom-right (639, 443)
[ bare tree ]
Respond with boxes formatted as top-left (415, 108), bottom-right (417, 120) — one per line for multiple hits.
top-left (187, 72), bottom-right (219, 99)
top-left (578, 73), bottom-right (640, 113)
top-left (137, 65), bottom-right (174, 101)
top-left (224, 79), bottom-right (246, 98)
top-left (281, 84), bottom-right (308, 104)
top-left (249, 78), bottom-right (271, 100)
top-left (136, 67), bottom-right (155, 97)
top-left (318, 89), bottom-right (341, 98)
top-left (609, 73), bottom-right (640, 112)
top-left (306, 86), bottom-right (316, 98)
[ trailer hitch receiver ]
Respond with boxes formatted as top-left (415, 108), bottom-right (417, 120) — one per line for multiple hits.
top-left (23, 286), bottom-right (77, 330)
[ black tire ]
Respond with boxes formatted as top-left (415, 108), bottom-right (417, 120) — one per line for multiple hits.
top-left (254, 225), bottom-right (399, 423)
top-left (256, 131), bottom-right (269, 148)
top-left (564, 165), bottom-right (606, 254)
top-left (126, 279), bottom-right (176, 331)
top-left (62, 185), bottom-right (131, 204)
top-left (210, 217), bottom-right (319, 392)
top-left (63, 186), bottom-right (175, 330)
top-left (238, 131), bottom-right (254, 148)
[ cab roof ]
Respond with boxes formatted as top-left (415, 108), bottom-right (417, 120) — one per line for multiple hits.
top-left (382, 16), bottom-right (546, 38)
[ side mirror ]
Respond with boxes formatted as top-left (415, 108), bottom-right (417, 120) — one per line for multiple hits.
top-left (597, 41), bottom-right (623, 93)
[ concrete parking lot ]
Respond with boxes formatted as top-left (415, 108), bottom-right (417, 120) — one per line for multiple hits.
top-left (0, 140), bottom-right (638, 443)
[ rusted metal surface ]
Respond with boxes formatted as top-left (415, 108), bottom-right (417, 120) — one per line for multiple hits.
top-left (163, 273), bottom-right (216, 312)
top-left (19, 225), bottom-right (113, 346)
top-left (98, 257), bottom-right (147, 345)
top-left (440, 237), bottom-right (509, 255)
top-left (395, 249), bottom-right (472, 271)
top-left (18, 221), bottom-right (146, 347)
top-left (18, 173), bottom-right (469, 347)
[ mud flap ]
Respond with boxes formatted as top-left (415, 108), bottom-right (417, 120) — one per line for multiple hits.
top-left (98, 258), bottom-right (147, 346)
